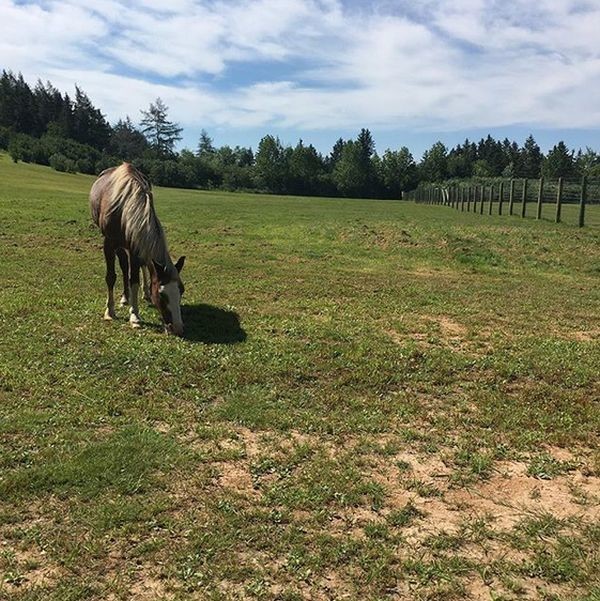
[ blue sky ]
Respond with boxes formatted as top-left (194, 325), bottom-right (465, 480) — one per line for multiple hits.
top-left (2, 0), bottom-right (600, 158)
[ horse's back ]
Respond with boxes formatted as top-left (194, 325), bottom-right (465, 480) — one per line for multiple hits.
top-left (90, 166), bottom-right (118, 228)
top-left (90, 164), bottom-right (159, 260)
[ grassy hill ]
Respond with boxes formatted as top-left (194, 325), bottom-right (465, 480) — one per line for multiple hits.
top-left (0, 153), bottom-right (599, 600)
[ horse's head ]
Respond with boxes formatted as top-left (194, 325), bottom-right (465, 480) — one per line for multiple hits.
top-left (151, 256), bottom-right (185, 336)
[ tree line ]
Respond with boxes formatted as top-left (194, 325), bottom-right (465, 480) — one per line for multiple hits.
top-left (1, 70), bottom-right (599, 197)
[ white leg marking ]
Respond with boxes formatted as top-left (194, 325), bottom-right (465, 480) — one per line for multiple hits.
top-left (129, 282), bottom-right (141, 328)
top-left (104, 289), bottom-right (116, 320)
top-left (142, 266), bottom-right (152, 303)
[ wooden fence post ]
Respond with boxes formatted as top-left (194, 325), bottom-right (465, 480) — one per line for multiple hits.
top-left (536, 177), bottom-right (544, 220)
top-left (521, 179), bottom-right (528, 218)
top-left (509, 179), bottom-right (515, 215)
top-left (467, 186), bottom-right (472, 212)
top-left (555, 177), bottom-right (563, 223)
top-left (579, 176), bottom-right (587, 227)
top-left (479, 185), bottom-right (485, 214)
top-left (488, 185), bottom-right (494, 215)
top-left (498, 181), bottom-right (504, 215)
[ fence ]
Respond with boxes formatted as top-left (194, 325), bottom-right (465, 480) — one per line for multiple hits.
top-left (405, 176), bottom-right (600, 227)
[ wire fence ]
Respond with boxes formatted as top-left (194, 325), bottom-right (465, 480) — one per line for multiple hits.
top-left (405, 176), bottom-right (598, 227)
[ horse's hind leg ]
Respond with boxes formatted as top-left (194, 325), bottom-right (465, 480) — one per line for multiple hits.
top-left (103, 239), bottom-right (117, 320)
top-left (128, 254), bottom-right (142, 328)
top-left (117, 248), bottom-right (129, 306)
top-left (141, 265), bottom-right (151, 303)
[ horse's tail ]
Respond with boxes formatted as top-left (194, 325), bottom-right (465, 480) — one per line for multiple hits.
top-left (107, 164), bottom-right (166, 262)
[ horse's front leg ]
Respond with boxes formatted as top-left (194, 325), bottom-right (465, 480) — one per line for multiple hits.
top-left (128, 254), bottom-right (142, 328)
top-left (103, 239), bottom-right (117, 320)
top-left (141, 265), bottom-right (152, 303)
top-left (117, 248), bottom-right (129, 306)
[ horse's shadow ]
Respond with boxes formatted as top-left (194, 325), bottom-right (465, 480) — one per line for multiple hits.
top-left (181, 303), bottom-right (247, 344)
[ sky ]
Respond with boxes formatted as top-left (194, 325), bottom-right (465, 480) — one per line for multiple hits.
top-left (2, 0), bottom-right (600, 158)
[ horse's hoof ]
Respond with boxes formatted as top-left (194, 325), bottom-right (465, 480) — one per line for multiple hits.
top-left (130, 321), bottom-right (142, 329)
top-left (119, 296), bottom-right (129, 307)
top-left (103, 309), bottom-right (116, 321)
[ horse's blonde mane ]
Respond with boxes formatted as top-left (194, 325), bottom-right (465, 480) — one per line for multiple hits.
top-left (105, 163), bottom-right (172, 267)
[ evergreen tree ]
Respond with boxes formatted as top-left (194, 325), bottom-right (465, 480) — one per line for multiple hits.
top-left (327, 137), bottom-right (345, 170)
top-left (140, 98), bottom-right (182, 157)
top-left (499, 138), bottom-right (522, 176)
top-left (107, 117), bottom-right (148, 160)
top-left (521, 135), bottom-right (544, 178)
top-left (356, 128), bottom-right (378, 196)
top-left (197, 129), bottom-right (215, 156)
top-left (51, 92), bottom-right (74, 139)
top-left (447, 141), bottom-right (475, 178)
top-left (542, 141), bottom-right (575, 178)
top-left (71, 86), bottom-right (111, 150)
top-left (357, 128), bottom-right (375, 161)
top-left (0, 71), bottom-right (35, 134)
top-left (288, 139), bottom-right (326, 196)
top-left (420, 141), bottom-right (448, 182)
top-left (32, 80), bottom-right (64, 137)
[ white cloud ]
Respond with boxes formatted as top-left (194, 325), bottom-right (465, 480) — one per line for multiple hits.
top-left (2, 0), bottom-right (600, 133)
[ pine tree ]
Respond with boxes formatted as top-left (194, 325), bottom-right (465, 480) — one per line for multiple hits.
top-left (140, 98), bottom-right (182, 157)
top-left (288, 139), bottom-right (326, 196)
top-left (72, 85), bottom-right (111, 149)
top-left (108, 117), bottom-right (148, 160)
top-left (521, 135), bottom-right (544, 178)
top-left (355, 128), bottom-right (377, 196)
top-left (197, 129), bottom-right (215, 156)
top-left (328, 137), bottom-right (345, 170)
top-left (542, 141), bottom-right (575, 178)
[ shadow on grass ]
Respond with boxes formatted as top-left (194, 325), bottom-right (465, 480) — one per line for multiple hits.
top-left (181, 303), bottom-right (247, 344)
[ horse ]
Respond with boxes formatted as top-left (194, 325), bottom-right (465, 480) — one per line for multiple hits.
top-left (90, 163), bottom-right (186, 336)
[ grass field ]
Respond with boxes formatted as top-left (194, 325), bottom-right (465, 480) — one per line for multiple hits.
top-left (1, 152), bottom-right (599, 601)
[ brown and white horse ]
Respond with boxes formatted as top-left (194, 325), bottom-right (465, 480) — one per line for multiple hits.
top-left (90, 163), bottom-right (186, 335)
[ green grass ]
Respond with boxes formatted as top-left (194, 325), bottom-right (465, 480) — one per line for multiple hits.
top-left (1, 152), bottom-right (599, 600)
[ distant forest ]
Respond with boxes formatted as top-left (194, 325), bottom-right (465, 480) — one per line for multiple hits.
top-left (1, 70), bottom-right (599, 197)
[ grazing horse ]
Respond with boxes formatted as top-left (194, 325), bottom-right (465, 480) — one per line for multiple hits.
top-left (90, 163), bottom-right (186, 335)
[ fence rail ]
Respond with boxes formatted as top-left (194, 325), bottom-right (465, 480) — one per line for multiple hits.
top-left (405, 176), bottom-right (599, 227)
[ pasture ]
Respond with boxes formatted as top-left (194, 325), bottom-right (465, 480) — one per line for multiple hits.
top-left (0, 152), bottom-right (599, 600)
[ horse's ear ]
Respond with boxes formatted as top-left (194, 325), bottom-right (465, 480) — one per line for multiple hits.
top-left (152, 260), bottom-right (166, 277)
top-left (175, 256), bottom-right (186, 273)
